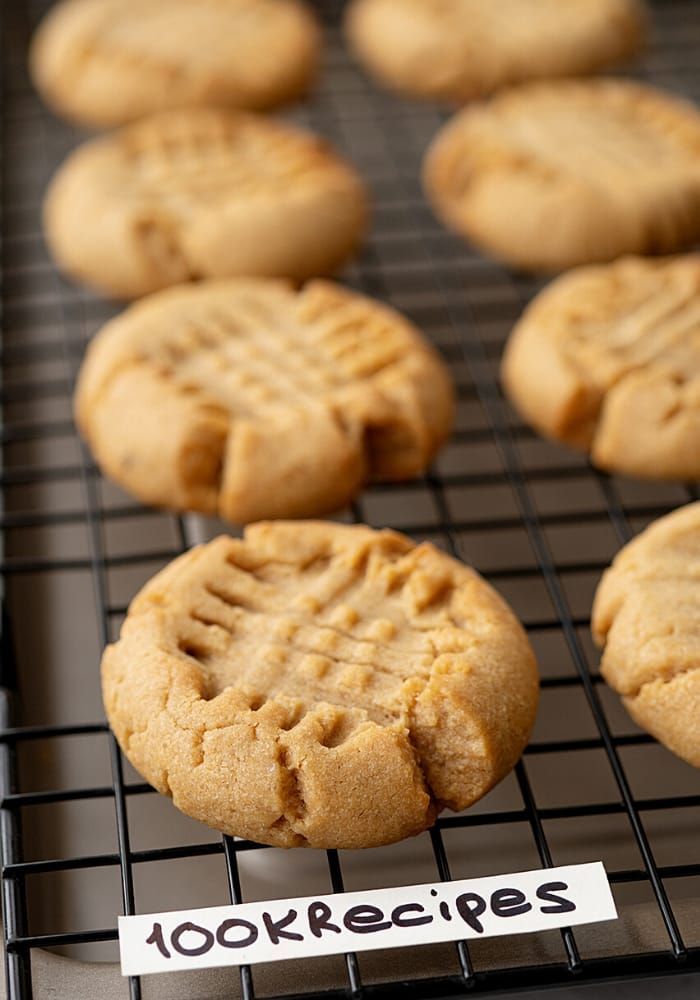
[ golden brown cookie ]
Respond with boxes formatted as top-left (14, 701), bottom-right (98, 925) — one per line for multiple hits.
top-left (346, 0), bottom-right (646, 103)
top-left (103, 521), bottom-right (539, 847)
top-left (44, 108), bottom-right (369, 299)
top-left (593, 502), bottom-right (700, 768)
top-left (30, 0), bottom-right (321, 127)
top-left (424, 80), bottom-right (700, 273)
top-left (75, 278), bottom-right (454, 521)
top-left (501, 255), bottom-right (700, 480)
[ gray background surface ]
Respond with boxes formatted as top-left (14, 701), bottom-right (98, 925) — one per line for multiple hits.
top-left (1, 0), bottom-right (699, 997)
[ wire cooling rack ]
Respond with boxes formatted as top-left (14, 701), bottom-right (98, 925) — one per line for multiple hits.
top-left (2, 1), bottom-right (700, 998)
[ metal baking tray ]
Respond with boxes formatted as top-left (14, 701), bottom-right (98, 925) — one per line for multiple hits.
top-left (1, 1), bottom-right (699, 997)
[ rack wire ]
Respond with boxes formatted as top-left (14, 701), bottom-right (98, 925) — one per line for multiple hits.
top-left (1, 0), bottom-right (700, 998)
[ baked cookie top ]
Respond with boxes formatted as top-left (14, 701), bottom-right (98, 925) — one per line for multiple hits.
top-left (44, 108), bottom-right (369, 298)
top-left (75, 278), bottom-right (454, 522)
top-left (346, 0), bottom-right (646, 103)
top-left (103, 522), bottom-right (539, 847)
top-left (424, 80), bottom-right (700, 272)
top-left (592, 502), bottom-right (700, 768)
top-left (30, 0), bottom-right (321, 126)
top-left (501, 255), bottom-right (700, 481)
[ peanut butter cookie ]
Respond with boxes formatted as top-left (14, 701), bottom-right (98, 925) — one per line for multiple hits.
top-left (593, 502), bottom-right (700, 768)
top-left (346, 0), bottom-right (646, 103)
top-left (44, 108), bottom-right (369, 299)
top-left (75, 278), bottom-right (454, 521)
top-left (501, 255), bottom-right (700, 480)
top-left (103, 522), bottom-right (539, 847)
top-left (31, 0), bottom-right (321, 127)
top-left (424, 80), bottom-right (700, 272)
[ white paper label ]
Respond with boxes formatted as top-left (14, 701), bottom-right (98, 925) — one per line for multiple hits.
top-left (119, 861), bottom-right (616, 976)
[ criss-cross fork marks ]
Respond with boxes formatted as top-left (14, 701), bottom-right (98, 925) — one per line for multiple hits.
top-left (136, 284), bottom-right (407, 420)
top-left (74, 0), bottom-right (302, 90)
top-left (505, 105), bottom-right (686, 183)
top-left (562, 261), bottom-right (700, 389)
top-left (121, 113), bottom-right (341, 202)
top-left (174, 538), bottom-right (461, 732)
top-left (93, 0), bottom-right (276, 58)
top-left (466, 82), bottom-right (700, 194)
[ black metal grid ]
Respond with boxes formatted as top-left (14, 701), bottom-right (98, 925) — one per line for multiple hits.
top-left (1, 0), bottom-right (700, 997)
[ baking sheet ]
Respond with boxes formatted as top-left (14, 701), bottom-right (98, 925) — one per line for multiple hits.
top-left (1, 0), bottom-right (699, 996)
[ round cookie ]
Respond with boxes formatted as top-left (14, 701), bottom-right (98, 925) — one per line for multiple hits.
top-left (423, 80), bottom-right (700, 273)
top-left (592, 502), bottom-right (700, 769)
top-left (75, 278), bottom-right (455, 522)
top-left (346, 0), bottom-right (646, 103)
top-left (501, 255), bottom-right (700, 481)
top-left (44, 108), bottom-right (369, 299)
top-left (104, 521), bottom-right (539, 848)
top-left (30, 0), bottom-right (321, 127)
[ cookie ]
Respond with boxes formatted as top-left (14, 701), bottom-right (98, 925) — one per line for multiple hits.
top-left (44, 108), bottom-right (369, 299)
top-left (103, 521), bottom-right (539, 848)
top-left (424, 80), bottom-right (700, 273)
top-left (30, 0), bottom-right (321, 127)
top-left (501, 255), bottom-right (700, 480)
top-left (592, 502), bottom-right (700, 768)
top-left (75, 278), bottom-right (454, 521)
top-left (346, 0), bottom-right (646, 103)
